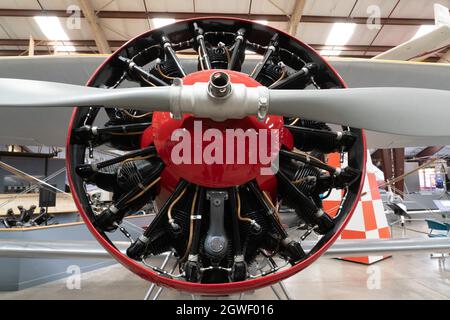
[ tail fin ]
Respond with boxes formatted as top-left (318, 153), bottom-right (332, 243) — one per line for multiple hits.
top-left (435, 4), bottom-right (450, 27)
top-left (374, 4), bottom-right (450, 61)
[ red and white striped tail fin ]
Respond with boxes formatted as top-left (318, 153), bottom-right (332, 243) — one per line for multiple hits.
top-left (323, 152), bottom-right (391, 265)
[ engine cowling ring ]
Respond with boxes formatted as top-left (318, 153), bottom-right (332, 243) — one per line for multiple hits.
top-left (66, 17), bottom-right (366, 295)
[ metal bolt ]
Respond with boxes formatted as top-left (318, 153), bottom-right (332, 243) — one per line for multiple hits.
top-left (208, 71), bottom-right (232, 98)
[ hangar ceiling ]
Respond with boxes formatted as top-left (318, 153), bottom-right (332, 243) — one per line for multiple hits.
top-left (0, 0), bottom-right (448, 59)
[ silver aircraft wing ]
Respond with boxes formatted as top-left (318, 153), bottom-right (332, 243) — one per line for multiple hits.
top-left (0, 55), bottom-right (449, 148)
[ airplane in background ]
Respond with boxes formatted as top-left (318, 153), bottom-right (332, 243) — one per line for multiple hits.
top-left (374, 3), bottom-right (450, 62)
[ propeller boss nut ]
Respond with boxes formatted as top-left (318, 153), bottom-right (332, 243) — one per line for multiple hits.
top-left (208, 71), bottom-right (232, 98)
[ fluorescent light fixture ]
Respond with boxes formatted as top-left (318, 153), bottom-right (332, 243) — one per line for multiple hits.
top-left (34, 16), bottom-right (76, 53)
top-left (152, 18), bottom-right (176, 29)
top-left (319, 49), bottom-right (342, 56)
top-left (54, 45), bottom-right (76, 52)
top-left (320, 22), bottom-right (356, 56)
top-left (254, 20), bottom-right (268, 25)
top-left (411, 25), bottom-right (435, 40)
top-left (324, 23), bottom-right (357, 45)
top-left (34, 16), bottom-right (69, 40)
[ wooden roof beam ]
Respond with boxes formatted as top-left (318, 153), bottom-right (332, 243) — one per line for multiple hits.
top-left (77, 0), bottom-right (111, 54)
top-left (414, 146), bottom-right (445, 159)
top-left (288, 0), bottom-right (306, 36)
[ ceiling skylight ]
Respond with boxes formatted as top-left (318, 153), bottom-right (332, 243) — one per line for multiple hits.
top-left (152, 18), bottom-right (176, 29)
top-left (33, 16), bottom-right (76, 53)
top-left (320, 22), bottom-right (357, 56)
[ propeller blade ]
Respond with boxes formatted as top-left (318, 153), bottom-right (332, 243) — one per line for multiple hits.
top-left (269, 87), bottom-right (450, 136)
top-left (0, 79), bottom-right (171, 111)
top-left (2, 78), bottom-right (449, 138)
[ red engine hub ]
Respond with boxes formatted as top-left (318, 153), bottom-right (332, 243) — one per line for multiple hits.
top-left (141, 70), bottom-right (293, 190)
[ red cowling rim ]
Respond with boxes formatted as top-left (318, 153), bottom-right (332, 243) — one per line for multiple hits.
top-left (66, 16), bottom-right (367, 295)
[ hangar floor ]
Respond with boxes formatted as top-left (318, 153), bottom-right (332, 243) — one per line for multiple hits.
top-left (0, 221), bottom-right (449, 300)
